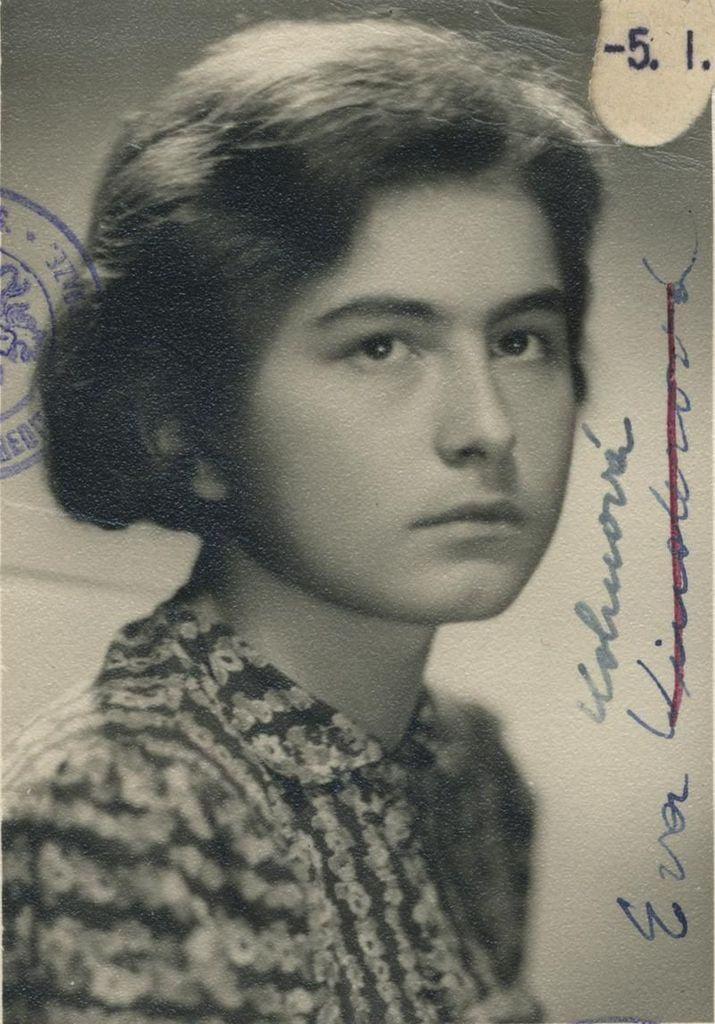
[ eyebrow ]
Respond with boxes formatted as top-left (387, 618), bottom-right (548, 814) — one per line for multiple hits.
top-left (312, 288), bottom-right (566, 328)
top-left (313, 296), bottom-right (443, 326)
top-left (486, 288), bottom-right (566, 325)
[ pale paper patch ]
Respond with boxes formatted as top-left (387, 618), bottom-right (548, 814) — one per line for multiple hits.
top-left (591, 0), bottom-right (715, 144)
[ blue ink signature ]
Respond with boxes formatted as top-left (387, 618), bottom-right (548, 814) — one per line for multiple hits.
top-left (575, 418), bottom-right (635, 722)
top-left (616, 774), bottom-right (689, 940)
top-left (628, 244), bottom-right (695, 739)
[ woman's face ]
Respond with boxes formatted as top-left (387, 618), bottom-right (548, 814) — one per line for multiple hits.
top-left (218, 180), bottom-right (578, 624)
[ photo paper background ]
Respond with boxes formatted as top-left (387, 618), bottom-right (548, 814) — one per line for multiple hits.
top-left (2, 1), bottom-right (712, 1020)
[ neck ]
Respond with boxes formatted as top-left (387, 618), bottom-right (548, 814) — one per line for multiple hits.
top-left (192, 542), bottom-right (435, 750)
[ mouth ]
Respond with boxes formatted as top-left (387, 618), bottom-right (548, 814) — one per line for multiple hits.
top-left (411, 500), bottom-right (524, 529)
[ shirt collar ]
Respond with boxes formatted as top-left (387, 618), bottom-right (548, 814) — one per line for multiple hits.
top-left (163, 593), bottom-right (458, 788)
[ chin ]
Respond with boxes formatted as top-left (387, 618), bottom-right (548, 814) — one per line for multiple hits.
top-left (425, 589), bottom-right (523, 625)
top-left (372, 563), bottom-right (536, 626)
top-left (295, 551), bottom-right (545, 625)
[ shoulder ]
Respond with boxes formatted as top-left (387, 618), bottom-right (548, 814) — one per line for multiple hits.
top-left (3, 605), bottom-right (316, 1020)
top-left (4, 601), bottom-right (281, 855)
top-left (426, 689), bottom-right (537, 872)
top-left (432, 690), bottom-right (506, 750)
top-left (426, 691), bottom-right (537, 986)
top-left (432, 691), bottom-right (535, 814)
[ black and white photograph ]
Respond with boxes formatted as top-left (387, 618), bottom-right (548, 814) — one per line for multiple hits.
top-left (2, 2), bottom-right (712, 1022)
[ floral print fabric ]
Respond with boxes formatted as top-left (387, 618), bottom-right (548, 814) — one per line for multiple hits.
top-left (3, 593), bottom-right (541, 1023)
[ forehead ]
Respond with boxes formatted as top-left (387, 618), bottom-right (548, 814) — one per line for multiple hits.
top-left (299, 180), bottom-right (561, 320)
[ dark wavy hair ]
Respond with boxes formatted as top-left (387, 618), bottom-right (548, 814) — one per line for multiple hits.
top-left (36, 15), bottom-right (603, 535)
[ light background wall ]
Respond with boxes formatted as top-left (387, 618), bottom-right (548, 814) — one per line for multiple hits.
top-left (2, 1), bottom-right (712, 1021)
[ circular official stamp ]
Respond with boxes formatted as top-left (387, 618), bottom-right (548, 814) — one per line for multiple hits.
top-left (0, 188), bottom-right (100, 479)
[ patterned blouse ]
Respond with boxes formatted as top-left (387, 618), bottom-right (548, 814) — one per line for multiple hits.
top-left (3, 591), bottom-right (542, 1024)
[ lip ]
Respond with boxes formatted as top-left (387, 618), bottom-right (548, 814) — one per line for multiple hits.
top-left (411, 500), bottom-right (524, 529)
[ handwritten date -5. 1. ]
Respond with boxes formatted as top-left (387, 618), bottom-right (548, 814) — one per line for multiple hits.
top-left (604, 28), bottom-right (712, 72)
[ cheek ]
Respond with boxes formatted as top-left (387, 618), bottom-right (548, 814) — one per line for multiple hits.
top-left (514, 384), bottom-right (577, 494)
top-left (239, 386), bottom-right (376, 529)
top-left (245, 364), bottom-right (415, 490)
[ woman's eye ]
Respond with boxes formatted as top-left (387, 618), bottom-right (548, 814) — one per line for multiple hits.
top-left (493, 329), bottom-right (549, 361)
top-left (351, 333), bottom-right (409, 363)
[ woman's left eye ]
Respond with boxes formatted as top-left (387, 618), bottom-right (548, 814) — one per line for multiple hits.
top-left (349, 333), bottom-right (412, 364)
top-left (492, 329), bottom-right (549, 361)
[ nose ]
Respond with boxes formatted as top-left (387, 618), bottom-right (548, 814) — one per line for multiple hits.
top-left (433, 336), bottom-right (516, 466)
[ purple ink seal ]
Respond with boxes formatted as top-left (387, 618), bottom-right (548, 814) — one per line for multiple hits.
top-left (0, 188), bottom-right (100, 479)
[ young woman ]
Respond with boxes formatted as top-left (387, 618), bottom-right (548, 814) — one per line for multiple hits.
top-left (3, 15), bottom-right (601, 1024)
